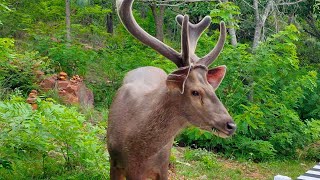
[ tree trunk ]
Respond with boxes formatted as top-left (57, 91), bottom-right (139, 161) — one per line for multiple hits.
top-left (304, 14), bottom-right (320, 40)
top-left (252, 0), bottom-right (273, 50)
top-left (150, 4), bottom-right (165, 42)
top-left (106, 0), bottom-right (115, 34)
top-left (252, 21), bottom-right (263, 50)
top-left (288, 13), bottom-right (295, 24)
top-left (228, 25), bottom-right (238, 46)
top-left (106, 13), bottom-right (113, 34)
top-left (221, 0), bottom-right (237, 46)
top-left (140, 6), bottom-right (148, 19)
top-left (65, 0), bottom-right (71, 43)
top-left (274, 11), bottom-right (279, 33)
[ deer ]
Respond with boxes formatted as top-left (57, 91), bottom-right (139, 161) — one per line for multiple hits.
top-left (107, 0), bottom-right (237, 179)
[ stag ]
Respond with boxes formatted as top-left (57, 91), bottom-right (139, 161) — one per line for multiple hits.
top-left (107, 0), bottom-right (236, 179)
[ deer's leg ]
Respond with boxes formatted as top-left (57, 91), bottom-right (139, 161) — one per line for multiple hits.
top-left (110, 157), bottom-right (125, 180)
top-left (125, 164), bottom-right (148, 180)
top-left (157, 142), bottom-right (173, 180)
top-left (126, 173), bottom-right (143, 180)
top-left (156, 171), bottom-right (168, 180)
top-left (155, 160), bottom-right (169, 180)
top-left (110, 165), bottom-right (125, 180)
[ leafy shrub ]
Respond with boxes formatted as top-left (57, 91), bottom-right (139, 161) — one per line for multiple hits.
top-left (0, 38), bottom-right (50, 94)
top-left (236, 138), bottom-right (276, 161)
top-left (300, 119), bottom-right (320, 161)
top-left (297, 76), bottom-right (320, 120)
top-left (47, 43), bottom-right (98, 76)
top-left (0, 96), bottom-right (109, 179)
top-left (303, 142), bottom-right (320, 161)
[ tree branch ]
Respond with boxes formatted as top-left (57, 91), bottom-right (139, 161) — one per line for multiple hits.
top-left (253, 0), bottom-right (259, 23)
top-left (276, 0), bottom-right (305, 6)
top-left (241, 0), bottom-right (255, 10)
top-left (138, 0), bottom-right (217, 2)
top-left (137, 0), bottom-right (219, 6)
top-left (261, 0), bottom-right (273, 25)
top-left (305, 15), bottom-right (320, 38)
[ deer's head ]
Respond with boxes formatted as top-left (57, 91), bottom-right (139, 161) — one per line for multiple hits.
top-left (117, 0), bottom-right (236, 137)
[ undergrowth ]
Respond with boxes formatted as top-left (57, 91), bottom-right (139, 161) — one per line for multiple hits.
top-left (0, 95), bottom-right (109, 179)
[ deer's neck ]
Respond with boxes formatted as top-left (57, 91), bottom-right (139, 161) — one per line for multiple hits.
top-left (132, 88), bottom-right (187, 155)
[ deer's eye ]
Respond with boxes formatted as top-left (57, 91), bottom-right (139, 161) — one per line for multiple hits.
top-left (191, 91), bottom-right (200, 96)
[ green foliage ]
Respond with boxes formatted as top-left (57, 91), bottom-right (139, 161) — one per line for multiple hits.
top-left (0, 0), bottom-right (64, 38)
top-left (0, 158), bottom-right (12, 170)
top-left (300, 119), bottom-right (320, 161)
top-left (210, 2), bottom-right (240, 26)
top-left (184, 148), bottom-right (220, 169)
top-left (316, 0), bottom-right (320, 13)
top-left (0, 38), bottom-right (50, 94)
top-left (305, 119), bottom-right (320, 140)
top-left (180, 1), bottom-right (216, 23)
top-left (74, 4), bottom-right (111, 23)
top-left (72, 4), bottom-right (111, 46)
top-left (296, 35), bottom-right (320, 69)
top-left (0, 96), bottom-right (109, 179)
top-left (0, 3), bottom-right (11, 25)
top-left (234, 138), bottom-right (276, 161)
top-left (48, 43), bottom-right (97, 76)
top-left (0, 38), bottom-right (14, 59)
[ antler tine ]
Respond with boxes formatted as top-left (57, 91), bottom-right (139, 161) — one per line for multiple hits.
top-left (181, 15), bottom-right (190, 66)
top-left (198, 21), bottom-right (226, 67)
top-left (176, 15), bottom-right (212, 63)
top-left (117, 0), bottom-right (183, 67)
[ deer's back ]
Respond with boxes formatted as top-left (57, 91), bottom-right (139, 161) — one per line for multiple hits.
top-left (123, 66), bottom-right (167, 90)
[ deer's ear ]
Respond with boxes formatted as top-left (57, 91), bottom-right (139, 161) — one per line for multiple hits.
top-left (166, 67), bottom-right (191, 94)
top-left (207, 65), bottom-right (226, 90)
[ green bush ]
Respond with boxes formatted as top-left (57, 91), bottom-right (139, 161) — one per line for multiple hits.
top-left (301, 119), bottom-right (320, 161)
top-left (0, 38), bottom-right (50, 95)
top-left (0, 96), bottom-right (109, 179)
top-left (48, 43), bottom-right (97, 76)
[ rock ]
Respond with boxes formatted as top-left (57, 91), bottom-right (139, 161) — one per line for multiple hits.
top-left (79, 84), bottom-right (94, 108)
top-left (35, 70), bottom-right (45, 80)
top-left (27, 90), bottom-right (38, 110)
top-left (57, 80), bottom-right (69, 90)
top-left (40, 76), bottom-right (57, 91)
top-left (58, 72), bottom-right (68, 81)
top-left (31, 104), bottom-right (38, 110)
top-left (40, 73), bottom-right (94, 108)
top-left (30, 90), bottom-right (38, 94)
top-left (199, 175), bottom-right (208, 180)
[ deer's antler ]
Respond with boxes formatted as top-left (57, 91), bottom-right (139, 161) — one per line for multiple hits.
top-left (117, 0), bottom-right (183, 67)
top-left (176, 15), bottom-right (226, 67)
top-left (181, 15), bottom-right (190, 66)
top-left (117, 0), bottom-right (226, 68)
top-left (198, 21), bottom-right (226, 67)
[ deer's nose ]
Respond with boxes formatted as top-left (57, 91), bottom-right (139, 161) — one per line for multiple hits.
top-left (226, 122), bottom-right (236, 135)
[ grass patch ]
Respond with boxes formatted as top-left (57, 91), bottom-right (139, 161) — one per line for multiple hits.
top-left (170, 147), bottom-right (316, 180)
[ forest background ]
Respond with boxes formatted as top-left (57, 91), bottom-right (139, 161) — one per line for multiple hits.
top-left (0, 0), bottom-right (320, 179)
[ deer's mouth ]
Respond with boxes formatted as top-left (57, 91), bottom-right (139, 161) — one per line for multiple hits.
top-left (211, 127), bottom-right (231, 138)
